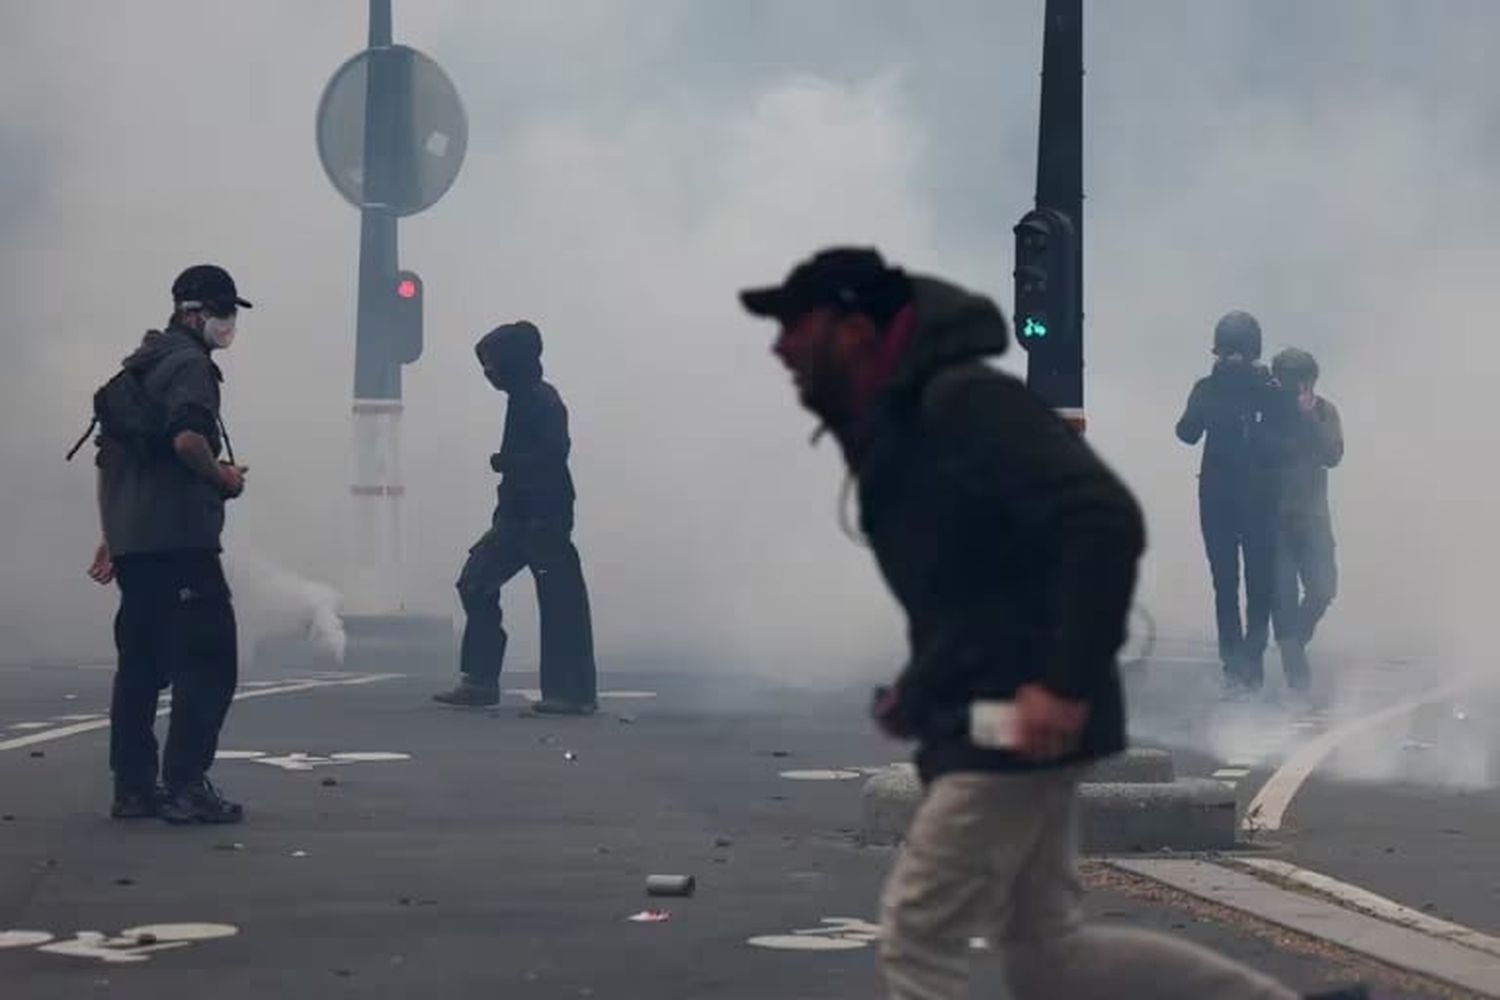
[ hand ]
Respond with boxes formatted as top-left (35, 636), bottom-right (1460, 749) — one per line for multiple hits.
top-left (1014, 683), bottom-right (1089, 762)
top-left (1297, 385), bottom-right (1317, 413)
top-left (217, 463), bottom-right (248, 499)
top-left (871, 685), bottom-right (917, 740)
top-left (87, 542), bottom-right (115, 585)
top-left (489, 452), bottom-right (505, 474)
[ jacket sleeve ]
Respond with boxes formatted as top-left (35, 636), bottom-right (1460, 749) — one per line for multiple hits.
top-left (1315, 399), bottom-right (1344, 468)
top-left (1175, 379), bottom-right (1208, 445)
top-left (156, 355), bottom-right (221, 441)
top-left (909, 372), bottom-right (1146, 703)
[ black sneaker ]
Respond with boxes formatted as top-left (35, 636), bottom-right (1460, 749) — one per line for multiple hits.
top-left (110, 785), bottom-right (162, 820)
top-left (159, 779), bottom-right (244, 825)
top-left (531, 699), bottom-right (598, 716)
top-left (432, 680), bottom-right (501, 707)
top-left (1304, 986), bottom-right (1370, 1000)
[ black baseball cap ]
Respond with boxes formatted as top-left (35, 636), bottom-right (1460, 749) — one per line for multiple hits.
top-left (171, 264), bottom-right (253, 310)
top-left (740, 247), bottom-right (906, 323)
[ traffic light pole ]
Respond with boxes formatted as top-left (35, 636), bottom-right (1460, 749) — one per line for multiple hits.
top-left (349, 0), bottom-right (406, 614)
top-left (1024, 0), bottom-right (1085, 431)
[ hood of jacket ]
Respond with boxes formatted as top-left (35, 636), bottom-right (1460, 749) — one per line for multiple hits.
top-left (122, 324), bottom-right (210, 374)
top-left (884, 275), bottom-right (1010, 398)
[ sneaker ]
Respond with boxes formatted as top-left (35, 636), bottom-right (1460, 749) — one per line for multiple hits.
top-left (159, 779), bottom-right (244, 825)
top-left (432, 680), bottom-right (501, 707)
top-left (1304, 986), bottom-right (1370, 1000)
top-left (110, 785), bottom-right (162, 820)
top-left (531, 698), bottom-right (598, 716)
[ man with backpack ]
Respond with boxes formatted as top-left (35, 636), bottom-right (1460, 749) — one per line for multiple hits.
top-left (85, 264), bottom-right (250, 824)
top-left (740, 248), bottom-right (1364, 1000)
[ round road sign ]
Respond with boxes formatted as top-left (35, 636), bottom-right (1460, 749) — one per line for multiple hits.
top-left (316, 45), bottom-right (467, 217)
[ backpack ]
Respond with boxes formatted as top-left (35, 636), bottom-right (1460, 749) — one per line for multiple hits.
top-left (67, 363), bottom-right (171, 463)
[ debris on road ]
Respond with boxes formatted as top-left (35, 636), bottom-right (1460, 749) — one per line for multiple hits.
top-left (29, 751), bottom-right (44, 758)
top-left (645, 874), bottom-right (696, 898)
top-left (321, 777), bottom-right (338, 787)
top-left (212, 842), bottom-right (244, 852)
top-left (563, 751), bottom-right (578, 762)
top-left (114, 878), bottom-right (135, 887)
top-left (291, 851), bottom-right (309, 858)
top-left (627, 909), bottom-right (671, 923)
top-left (713, 836), bottom-right (733, 848)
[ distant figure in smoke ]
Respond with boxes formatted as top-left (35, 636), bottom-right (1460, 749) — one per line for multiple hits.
top-left (1266, 348), bottom-right (1343, 691)
top-left (1176, 311), bottom-right (1279, 691)
top-left (85, 264), bottom-right (250, 825)
top-left (433, 321), bottom-right (597, 713)
top-left (742, 249), bottom-right (1356, 1000)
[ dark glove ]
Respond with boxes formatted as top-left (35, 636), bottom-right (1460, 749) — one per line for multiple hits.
top-left (489, 452), bottom-right (504, 474)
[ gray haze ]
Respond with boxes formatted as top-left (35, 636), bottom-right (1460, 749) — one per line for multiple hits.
top-left (2, 1), bottom-right (1497, 722)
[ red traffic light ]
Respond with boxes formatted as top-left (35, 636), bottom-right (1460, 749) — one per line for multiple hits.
top-left (396, 277), bottom-right (418, 300)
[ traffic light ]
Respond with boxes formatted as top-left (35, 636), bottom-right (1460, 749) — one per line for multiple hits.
top-left (1013, 207), bottom-right (1077, 354)
top-left (390, 269), bottom-right (423, 364)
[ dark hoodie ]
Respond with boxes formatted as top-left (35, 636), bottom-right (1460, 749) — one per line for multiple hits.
top-left (97, 325), bottom-right (227, 556)
top-left (476, 324), bottom-right (576, 522)
top-left (854, 277), bottom-right (1143, 780)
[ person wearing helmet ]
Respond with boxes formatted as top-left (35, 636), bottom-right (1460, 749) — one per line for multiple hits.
top-left (1176, 310), bottom-right (1279, 691)
top-left (433, 321), bottom-right (598, 714)
top-left (1266, 348), bottom-right (1342, 690)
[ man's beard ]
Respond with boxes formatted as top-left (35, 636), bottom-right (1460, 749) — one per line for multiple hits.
top-left (797, 366), bottom-right (853, 431)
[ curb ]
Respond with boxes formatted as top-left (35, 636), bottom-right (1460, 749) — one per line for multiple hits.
top-left (860, 756), bottom-right (1236, 852)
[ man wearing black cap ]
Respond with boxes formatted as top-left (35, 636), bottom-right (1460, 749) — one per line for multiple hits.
top-left (86, 264), bottom-right (251, 825)
top-left (433, 321), bottom-right (597, 714)
top-left (742, 249), bottom-right (1354, 1000)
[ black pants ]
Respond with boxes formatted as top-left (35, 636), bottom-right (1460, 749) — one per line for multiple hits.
top-left (1199, 480), bottom-right (1276, 685)
top-left (111, 552), bottom-right (238, 792)
top-left (1272, 512), bottom-right (1338, 686)
top-left (456, 516), bottom-right (596, 704)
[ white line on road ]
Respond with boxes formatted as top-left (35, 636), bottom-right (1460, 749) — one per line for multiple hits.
top-left (1212, 768), bottom-right (1252, 780)
top-left (0, 674), bottom-right (402, 753)
top-left (1243, 673), bottom-right (1481, 833)
top-left (1235, 859), bottom-right (1500, 960)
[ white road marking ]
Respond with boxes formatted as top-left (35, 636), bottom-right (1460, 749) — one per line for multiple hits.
top-left (214, 749), bottom-right (410, 770)
top-left (33, 923), bottom-right (238, 964)
top-left (779, 769), bottom-right (862, 781)
top-left (1212, 768), bottom-right (1252, 780)
top-left (1235, 859), bottom-right (1500, 959)
top-left (0, 674), bottom-right (402, 753)
top-left (506, 688), bottom-right (657, 702)
top-left (1243, 673), bottom-right (1481, 832)
top-left (7, 723), bottom-right (52, 731)
top-left (55, 714), bottom-right (106, 722)
top-left (0, 930), bottom-right (54, 948)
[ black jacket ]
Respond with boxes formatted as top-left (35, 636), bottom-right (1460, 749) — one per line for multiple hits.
top-left (493, 380), bottom-right (576, 522)
top-left (97, 325), bottom-right (227, 556)
top-left (855, 278), bottom-right (1144, 781)
top-left (1175, 362), bottom-right (1278, 497)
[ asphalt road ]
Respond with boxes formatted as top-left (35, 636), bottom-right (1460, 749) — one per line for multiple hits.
top-left (0, 653), bottom-right (1488, 998)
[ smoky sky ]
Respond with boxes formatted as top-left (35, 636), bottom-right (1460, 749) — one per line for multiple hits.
top-left (2, 2), bottom-right (1498, 688)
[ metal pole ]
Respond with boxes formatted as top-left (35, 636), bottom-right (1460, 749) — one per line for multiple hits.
top-left (1029, 0), bottom-right (1085, 425)
top-left (350, 0), bottom-right (404, 613)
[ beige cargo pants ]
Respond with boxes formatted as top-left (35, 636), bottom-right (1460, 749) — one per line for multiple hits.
top-left (879, 770), bottom-right (1298, 1000)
